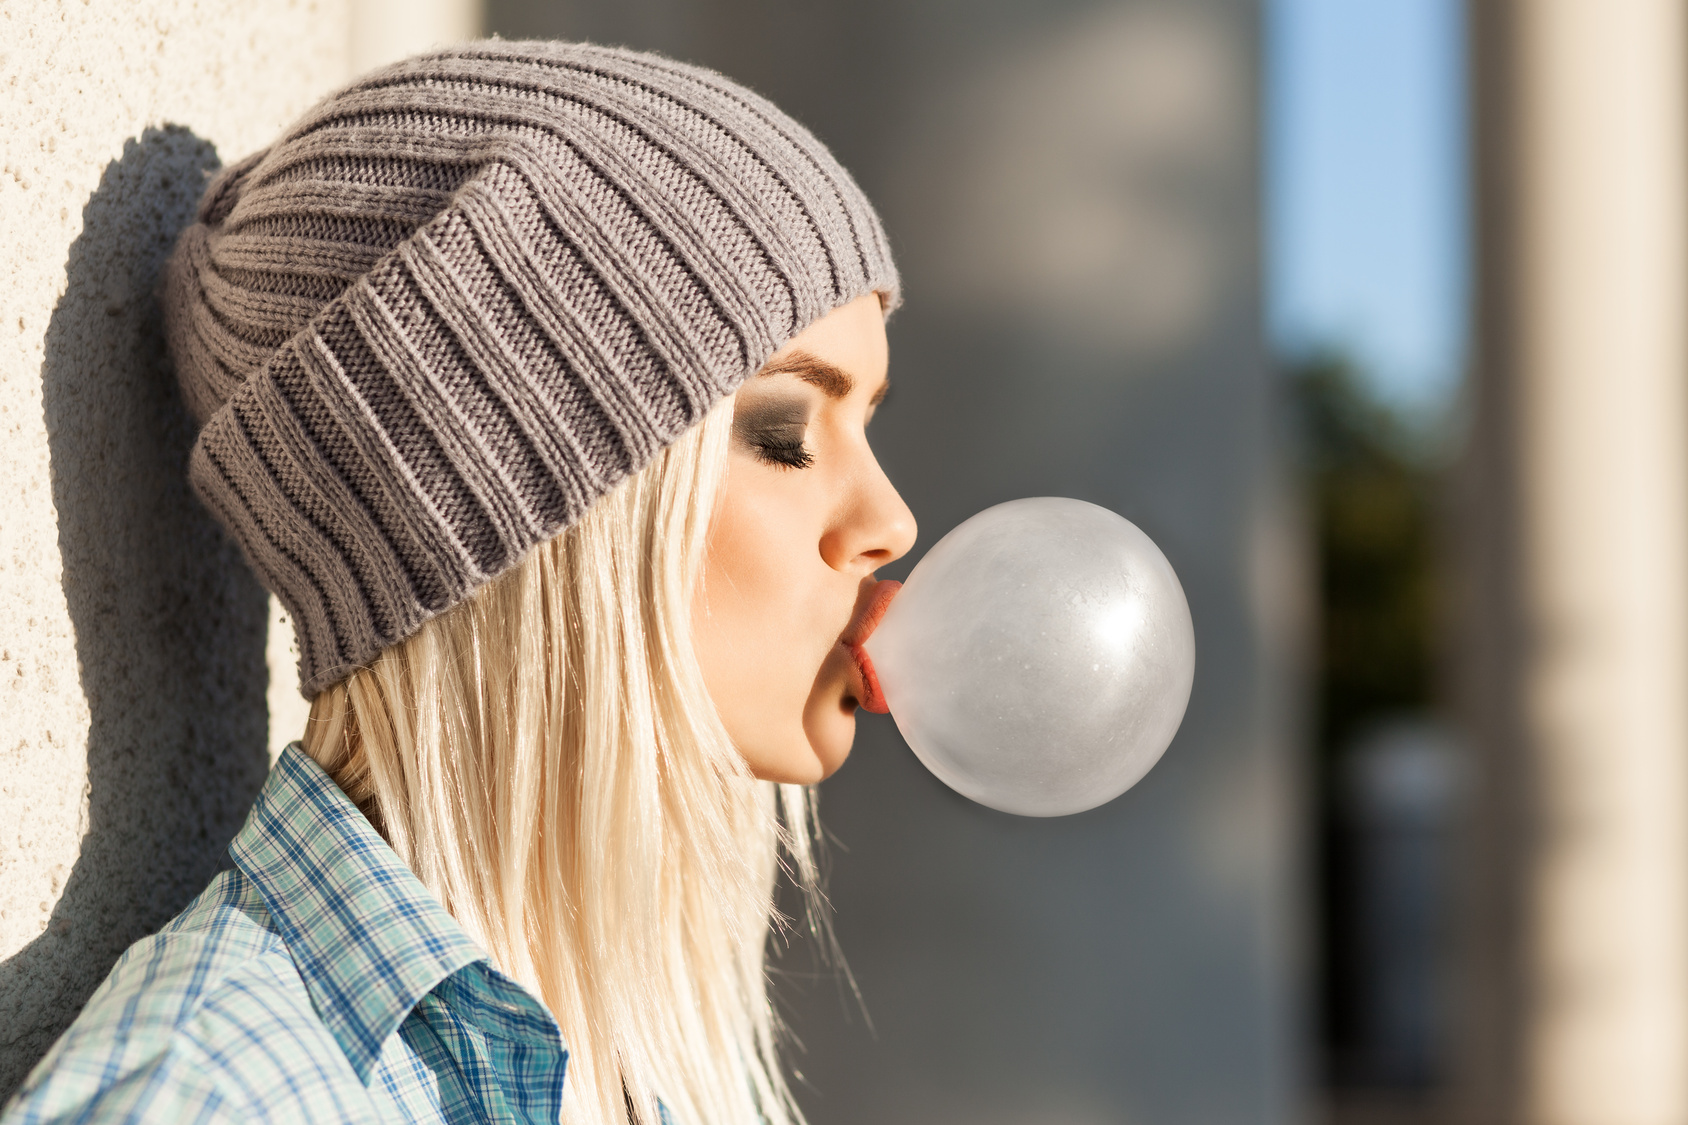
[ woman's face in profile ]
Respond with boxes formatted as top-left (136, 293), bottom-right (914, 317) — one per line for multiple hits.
top-left (693, 293), bottom-right (917, 784)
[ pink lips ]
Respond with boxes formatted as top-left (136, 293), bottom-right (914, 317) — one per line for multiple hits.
top-left (841, 579), bottom-right (900, 715)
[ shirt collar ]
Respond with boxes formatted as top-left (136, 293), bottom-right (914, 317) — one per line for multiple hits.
top-left (229, 744), bottom-right (488, 1082)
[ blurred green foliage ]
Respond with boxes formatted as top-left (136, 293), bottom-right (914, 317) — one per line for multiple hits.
top-left (1292, 353), bottom-right (1444, 1075)
top-left (1292, 354), bottom-right (1440, 761)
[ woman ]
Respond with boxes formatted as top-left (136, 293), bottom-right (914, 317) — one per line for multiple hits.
top-left (4, 39), bottom-right (914, 1125)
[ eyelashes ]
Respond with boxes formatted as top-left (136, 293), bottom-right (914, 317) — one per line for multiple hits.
top-left (739, 425), bottom-right (816, 469)
top-left (747, 429), bottom-right (814, 469)
top-left (733, 398), bottom-right (814, 470)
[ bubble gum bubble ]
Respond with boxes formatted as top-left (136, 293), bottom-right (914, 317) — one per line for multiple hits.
top-left (864, 497), bottom-right (1195, 817)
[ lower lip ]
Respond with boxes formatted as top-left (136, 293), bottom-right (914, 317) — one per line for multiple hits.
top-left (843, 580), bottom-right (900, 715)
top-left (846, 643), bottom-right (889, 714)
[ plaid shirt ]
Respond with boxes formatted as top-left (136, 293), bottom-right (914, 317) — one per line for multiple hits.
top-left (2, 745), bottom-right (571, 1124)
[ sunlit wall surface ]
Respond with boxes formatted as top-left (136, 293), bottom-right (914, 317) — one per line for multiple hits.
top-left (485, 2), bottom-right (1303, 1122)
top-left (0, 2), bottom-right (353, 1098)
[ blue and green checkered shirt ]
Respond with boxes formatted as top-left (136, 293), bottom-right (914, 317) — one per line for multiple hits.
top-left (2, 744), bottom-right (571, 1124)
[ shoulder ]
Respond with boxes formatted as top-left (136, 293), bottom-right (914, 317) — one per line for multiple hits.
top-left (3, 871), bottom-right (380, 1124)
top-left (39, 869), bottom-right (296, 1052)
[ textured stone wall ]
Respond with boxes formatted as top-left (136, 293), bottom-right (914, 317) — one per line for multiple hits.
top-left (0, 0), bottom-right (349, 1097)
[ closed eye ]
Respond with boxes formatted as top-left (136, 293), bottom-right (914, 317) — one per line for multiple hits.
top-left (747, 431), bottom-right (814, 469)
top-left (732, 394), bottom-right (815, 470)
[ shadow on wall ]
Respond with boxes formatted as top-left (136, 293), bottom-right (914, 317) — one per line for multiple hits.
top-left (0, 127), bottom-right (270, 1099)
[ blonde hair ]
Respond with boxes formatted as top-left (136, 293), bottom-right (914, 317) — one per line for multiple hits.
top-left (302, 398), bottom-right (822, 1125)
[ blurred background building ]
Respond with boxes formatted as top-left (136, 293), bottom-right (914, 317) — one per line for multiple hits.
top-left (6, 1), bottom-right (1688, 1123)
top-left (479, 3), bottom-right (1303, 1123)
top-left (1279, 5), bottom-right (1688, 1125)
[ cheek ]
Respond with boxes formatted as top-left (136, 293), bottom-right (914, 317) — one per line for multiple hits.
top-left (705, 481), bottom-right (809, 639)
top-left (694, 469), bottom-right (838, 725)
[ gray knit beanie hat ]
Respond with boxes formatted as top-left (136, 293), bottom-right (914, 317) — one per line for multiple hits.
top-left (162, 40), bottom-right (899, 697)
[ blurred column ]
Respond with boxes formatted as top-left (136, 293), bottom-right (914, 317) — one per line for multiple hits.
top-left (1462, 3), bottom-right (1688, 1123)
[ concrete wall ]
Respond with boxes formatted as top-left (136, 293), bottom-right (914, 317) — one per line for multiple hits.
top-left (0, 0), bottom-right (351, 1097)
top-left (0, 3), bottom-right (494, 1095)
top-left (485, 2), bottom-right (1306, 1123)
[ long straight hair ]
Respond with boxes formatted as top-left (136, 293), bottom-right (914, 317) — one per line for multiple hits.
top-left (302, 398), bottom-right (822, 1125)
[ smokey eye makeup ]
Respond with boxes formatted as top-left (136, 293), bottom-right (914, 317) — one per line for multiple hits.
top-left (732, 395), bottom-right (814, 469)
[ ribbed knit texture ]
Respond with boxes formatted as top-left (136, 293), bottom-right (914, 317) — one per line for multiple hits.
top-left (161, 40), bottom-right (899, 696)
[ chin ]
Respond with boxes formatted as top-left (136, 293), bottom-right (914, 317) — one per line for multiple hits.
top-left (742, 704), bottom-right (856, 784)
top-left (745, 743), bottom-right (831, 785)
top-left (802, 697), bottom-right (858, 781)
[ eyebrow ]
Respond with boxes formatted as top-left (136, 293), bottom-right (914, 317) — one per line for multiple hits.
top-left (758, 348), bottom-right (890, 405)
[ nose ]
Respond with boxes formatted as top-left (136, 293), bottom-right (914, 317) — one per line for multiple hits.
top-left (821, 452), bottom-right (917, 574)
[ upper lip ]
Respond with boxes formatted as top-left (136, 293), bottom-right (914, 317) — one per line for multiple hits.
top-left (840, 578), bottom-right (900, 649)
